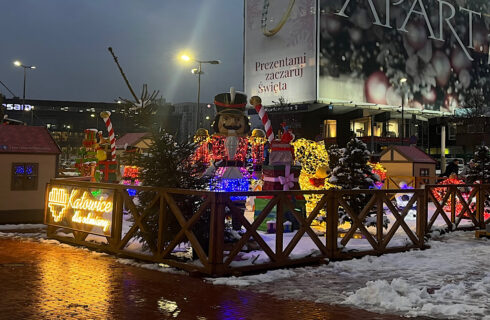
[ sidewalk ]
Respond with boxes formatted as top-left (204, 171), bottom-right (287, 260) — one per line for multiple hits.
top-left (0, 232), bottom-right (427, 320)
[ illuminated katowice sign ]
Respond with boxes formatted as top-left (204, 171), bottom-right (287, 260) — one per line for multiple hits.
top-left (45, 185), bottom-right (114, 237)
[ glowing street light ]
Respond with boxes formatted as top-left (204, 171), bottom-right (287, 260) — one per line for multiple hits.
top-left (13, 60), bottom-right (36, 125)
top-left (399, 77), bottom-right (408, 144)
top-left (179, 53), bottom-right (220, 129)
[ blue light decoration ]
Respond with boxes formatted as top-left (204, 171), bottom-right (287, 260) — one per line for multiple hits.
top-left (126, 189), bottom-right (138, 197)
top-left (25, 165), bottom-right (33, 175)
top-left (210, 178), bottom-right (250, 201)
top-left (14, 165), bottom-right (25, 175)
top-left (395, 182), bottom-right (417, 220)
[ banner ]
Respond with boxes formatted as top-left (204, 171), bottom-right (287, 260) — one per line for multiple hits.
top-left (244, 0), bottom-right (317, 106)
top-left (45, 184), bottom-right (114, 237)
top-left (318, 0), bottom-right (489, 113)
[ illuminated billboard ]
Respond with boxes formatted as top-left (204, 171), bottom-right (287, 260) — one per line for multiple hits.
top-left (45, 184), bottom-right (114, 237)
top-left (318, 0), bottom-right (490, 113)
top-left (244, 0), bottom-right (317, 106)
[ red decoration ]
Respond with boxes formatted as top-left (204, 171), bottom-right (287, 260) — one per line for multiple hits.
top-left (210, 136), bottom-right (248, 162)
top-left (101, 112), bottom-right (117, 160)
top-left (309, 177), bottom-right (326, 188)
top-left (254, 103), bottom-right (274, 143)
top-left (263, 165), bottom-right (300, 191)
top-left (123, 166), bottom-right (139, 179)
top-left (98, 160), bottom-right (117, 182)
top-left (192, 142), bottom-right (211, 165)
top-left (432, 178), bottom-right (465, 214)
top-left (251, 142), bottom-right (265, 165)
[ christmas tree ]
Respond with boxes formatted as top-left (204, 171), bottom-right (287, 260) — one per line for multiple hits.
top-left (134, 128), bottom-right (210, 256)
top-left (468, 145), bottom-right (490, 183)
top-left (329, 138), bottom-right (382, 227)
top-left (326, 144), bottom-right (344, 178)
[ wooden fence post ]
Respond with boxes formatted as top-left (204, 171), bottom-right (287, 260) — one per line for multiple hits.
top-left (275, 194), bottom-right (284, 262)
top-left (376, 191), bottom-right (383, 244)
top-left (112, 189), bottom-right (123, 247)
top-left (424, 186), bottom-right (430, 234)
top-left (209, 193), bottom-right (225, 275)
top-left (477, 184), bottom-right (485, 229)
top-left (450, 186), bottom-right (456, 231)
top-left (326, 190), bottom-right (338, 259)
top-left (157, 190), bottom-right (166, 254)
top-left (416, 189), bottom-right (426, 248)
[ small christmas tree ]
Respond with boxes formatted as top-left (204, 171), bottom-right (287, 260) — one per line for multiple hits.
top-left (468, 145), bottom-right (490, 183)
top-left (326, 144), bottom-right (344, 178)
top-left (330, 138), bottom-right (382, 227)
top-left (134, 128), bottom-right (210, 256)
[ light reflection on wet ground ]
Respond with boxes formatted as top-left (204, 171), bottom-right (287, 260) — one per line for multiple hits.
top-left (0, 237), bottom-right (422, 319)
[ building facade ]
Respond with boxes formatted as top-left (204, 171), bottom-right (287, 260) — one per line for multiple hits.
top-left (244, 0), bottom-right (490, 156)
top-left (0, 126), bottom-right (61, 223)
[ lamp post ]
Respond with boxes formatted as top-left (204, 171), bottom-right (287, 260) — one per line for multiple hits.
top-left (399, 77), bottom-right (407, 145)
top-left (13, 60), bottom-right (36, 125)
top-left (181, 55), bottom-right (220, 130)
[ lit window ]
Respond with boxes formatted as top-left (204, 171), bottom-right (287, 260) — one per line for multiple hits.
top-left (11, 163), bottom-right (39, 191)
top-left (324, 120), bottom-right (337, 138)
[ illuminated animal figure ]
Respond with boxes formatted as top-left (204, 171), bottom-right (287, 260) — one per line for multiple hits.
top-left (292, 139), bottom-right (335, 225)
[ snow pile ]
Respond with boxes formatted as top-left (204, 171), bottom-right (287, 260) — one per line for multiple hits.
top-left (116, 258), bottom-right (185, 275)
top-left (210, 268), bottom-right (297, 287)
top-left (344, 278), bottom-right (487, 319)
top-left (208, 231), bottom-right (490, 319)
top-left (0, 224), bottom-right (46, 230)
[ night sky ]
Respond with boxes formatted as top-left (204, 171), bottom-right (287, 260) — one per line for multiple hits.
top-left (1, 0), bottom-right (244, 104)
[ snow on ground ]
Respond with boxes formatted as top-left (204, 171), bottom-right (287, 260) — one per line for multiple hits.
top-left (2, 200), bottom-right (488, 319)
top-left (207, 231), bottom-right (490, 320)
top-left (0, 224), bottom-right (46, 230)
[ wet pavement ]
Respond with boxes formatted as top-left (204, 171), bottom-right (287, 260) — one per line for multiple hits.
top-left (0, 236), bottom-right (429, 320)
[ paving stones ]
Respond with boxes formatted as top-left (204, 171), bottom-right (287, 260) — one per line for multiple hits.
top-left (0, 237), bottom-right (416, 319)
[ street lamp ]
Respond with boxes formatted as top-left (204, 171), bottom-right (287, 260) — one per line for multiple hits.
top-left (13, 60), bottom-right (36, 125)
top-left (399, 77), bottom-right (407, 145)
top-left (180, 54), bottom-right (220, 129)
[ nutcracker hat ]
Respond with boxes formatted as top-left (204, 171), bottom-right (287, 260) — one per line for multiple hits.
top-left (214, 87), bottom-right (247, 115)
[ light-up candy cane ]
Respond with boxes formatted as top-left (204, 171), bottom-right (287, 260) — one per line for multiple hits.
top-left (100, 111), bottom-right (116, 160)
top-left (250, 96), bottom-right (274, 143)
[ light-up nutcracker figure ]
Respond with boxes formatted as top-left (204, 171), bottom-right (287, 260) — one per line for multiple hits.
top-left (209, 88), bottom-right (252, 230)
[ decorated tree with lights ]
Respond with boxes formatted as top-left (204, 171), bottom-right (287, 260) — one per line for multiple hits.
top-left (326, 144), bottom-right (344, 177)
top-left (133, 128), bottom-right (210, 256)
top-left (468, 145), bottom-right (490, 183)
top-left (330, 138), bottom-right (382, 227)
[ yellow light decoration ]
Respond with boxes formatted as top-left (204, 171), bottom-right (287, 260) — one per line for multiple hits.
top-left (96, 149), bottom-right (107, 161)
top-left (292, 139), bottom-right (330, 175)
top-left (292, 139), bottom-right (336, 227)
top-left (68, 190), bottom-right (113, 213)
top-left (47, 187), bottom-right (113, 233)
top-left (48, 188), bottom-right (69, 222)
top-left (250, 136), bottom-right (266, 146)
top-left (72, 211), bottom-right (110, 231)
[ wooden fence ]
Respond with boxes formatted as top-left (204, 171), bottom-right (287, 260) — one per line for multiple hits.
top-left (45, 179), bottom-right (429, 276)
top-left (384, 176), bottom-right (447, 189)
top-left (425, 184), bottom-right (490, 232)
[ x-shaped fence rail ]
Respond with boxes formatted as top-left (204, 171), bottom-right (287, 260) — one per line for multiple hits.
top-left (45, 180), bottom-right (490, 276)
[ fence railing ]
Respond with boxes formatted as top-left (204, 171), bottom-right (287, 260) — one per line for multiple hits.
top-left (44, 179), bottom-right (490, 276)
top-left (384, 176), bottom-right (448, 189)
top-left (425, 184), bottom-right (490, 232)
